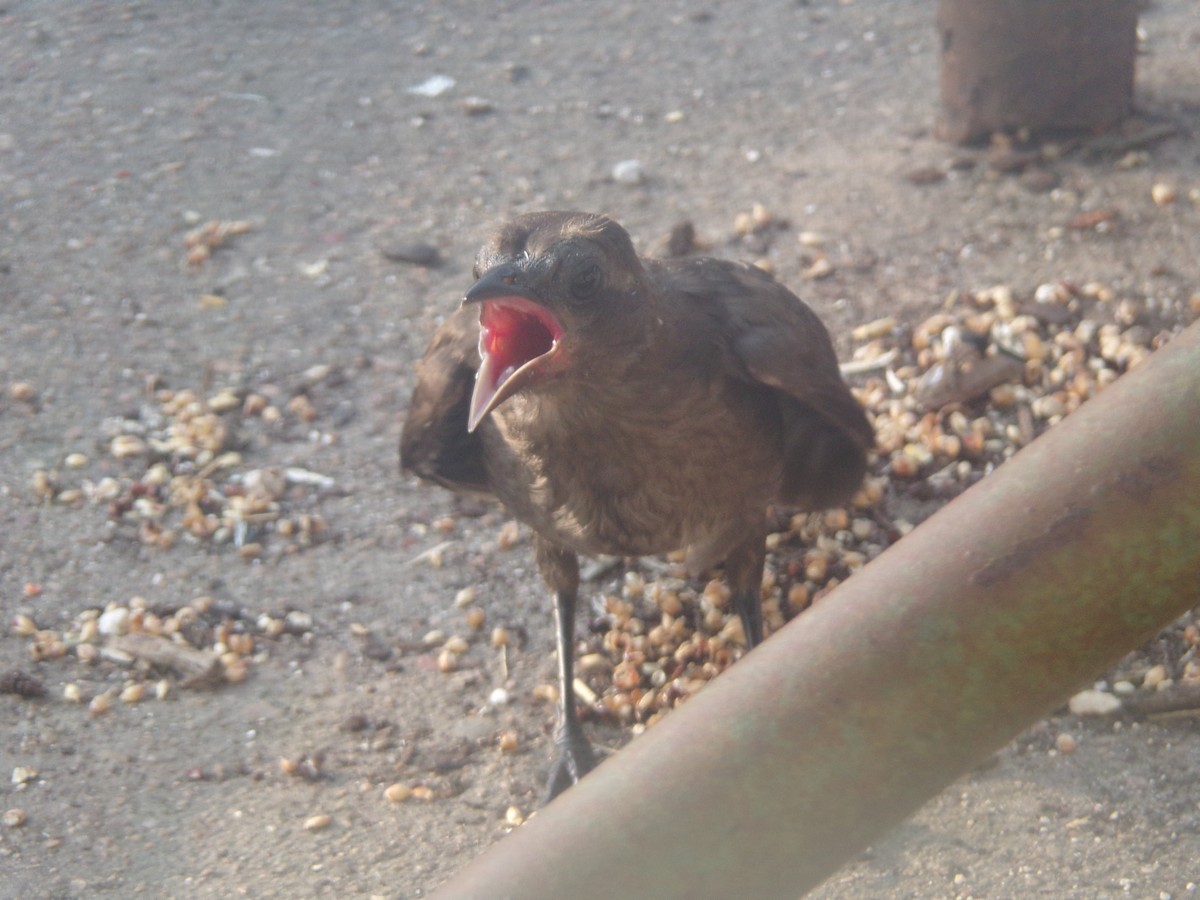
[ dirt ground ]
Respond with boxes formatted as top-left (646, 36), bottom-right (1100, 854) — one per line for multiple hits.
top-left (2, 2), bottom-right (1199, 897)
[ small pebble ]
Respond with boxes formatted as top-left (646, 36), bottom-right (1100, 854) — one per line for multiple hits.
top-left (407, 74), bottom-right (455, 97)
top-left (905, 166), bottom-right (946, 185)
top-left (2, 808), bottom-right (27, 828)
top-left (1068, 689), bottom-right (1122, 717)
top-left (460, 96), bottom-right (494, 116)
top-left (488, 687), bottom-right (511, 706)
top-left (98, 607), bottom-right (130, 637)
top-left (611, 159), bottom-right (644, 185)
top-left (1020, 168), bottom-right (1059, 193)
top-left (1055, 733), bottom-right (1078, 754)
top-left (9, 382), bottom-right (36, 402)
top-left (381, 242), bottom-right (441, 267)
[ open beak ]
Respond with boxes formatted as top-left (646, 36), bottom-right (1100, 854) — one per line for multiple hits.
top-left (463, 266), bottom-right (565, 432)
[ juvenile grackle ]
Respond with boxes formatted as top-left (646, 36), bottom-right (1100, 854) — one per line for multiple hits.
top-left (401, 211), bottom-right (874, 801)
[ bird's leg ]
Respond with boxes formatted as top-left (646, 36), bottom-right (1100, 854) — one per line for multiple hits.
top-left (725, 533), bottom-right (768, 649)
top-left (534, 538), bottom-right (596, 803)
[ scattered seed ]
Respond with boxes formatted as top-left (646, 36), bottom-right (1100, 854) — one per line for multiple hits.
top-left (1151, 182), bottom-right (1176, 206)
top-left (303, 814), bottom-right (332, 832)
top-left (852, 317), bottom-right (896, 342)
top-left (88, 693), bottom-right (111, 717)
top-left (110, 435), bottom-right (148, 459)
top-left (119, 683), bottom-right (145, 705)
top-left (223, 659), bottom-right (249, 683)
top-left (496, 520), bottom-right (521, 550)
top-left (384, 783), bottom-right (412, 803)
top-left (532, 683), bottom-right (558, 704)
top-left (1143, 664), bottom-right (1168, 689)
top-left (803, 257), bottom-right (834, 280)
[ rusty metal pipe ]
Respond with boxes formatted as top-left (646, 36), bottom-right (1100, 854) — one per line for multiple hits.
top-left (433, 320), bottom-right (1200, 900)
top-left (936, 0), bottom-right (1139, 143)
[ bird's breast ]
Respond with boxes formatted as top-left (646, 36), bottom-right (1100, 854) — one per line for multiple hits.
top-left (479, 376), bottom-right (782, 560)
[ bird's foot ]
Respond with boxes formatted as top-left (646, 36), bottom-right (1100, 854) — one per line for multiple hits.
top-left (541, 723), bottom-right (597, 805)
top-left (733, 588), bottom-right (764, 649)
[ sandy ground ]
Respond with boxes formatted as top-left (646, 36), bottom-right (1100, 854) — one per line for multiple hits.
top-left (2, 2), bottom-right (1199, 897)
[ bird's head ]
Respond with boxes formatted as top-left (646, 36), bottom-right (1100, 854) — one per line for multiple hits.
top-left (462, 211), bottom-right (646, 432)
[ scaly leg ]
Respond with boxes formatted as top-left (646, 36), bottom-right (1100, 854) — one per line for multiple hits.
top-left (535, 538), bottom-right (597, 803)
top-left (725, 532), bottom-right (768, 649)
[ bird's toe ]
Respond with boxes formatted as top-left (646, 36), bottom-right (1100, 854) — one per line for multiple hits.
top-left (541, 728), bottom-right (597, 804)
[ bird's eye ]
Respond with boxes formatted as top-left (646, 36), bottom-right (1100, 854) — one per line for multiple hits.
top-left (569, 262), bottom-right (602, 302)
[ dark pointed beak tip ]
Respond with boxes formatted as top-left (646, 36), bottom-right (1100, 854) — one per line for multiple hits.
top-left (463, 264), bottom-right (530, 305)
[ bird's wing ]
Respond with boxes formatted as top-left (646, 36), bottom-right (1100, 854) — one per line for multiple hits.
top-left (659, 258), bottom-right (875, 509)
top-left (400, 306), bottom-right (493, 496)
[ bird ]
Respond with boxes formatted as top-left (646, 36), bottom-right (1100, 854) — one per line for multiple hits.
top-left (401, 211), bottom-right (874, 802)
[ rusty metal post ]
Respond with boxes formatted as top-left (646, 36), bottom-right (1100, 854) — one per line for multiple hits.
top-left (433, 321), bottom-right (1200, 900)
top-left (937, 0), bottom-right (1140, 143)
